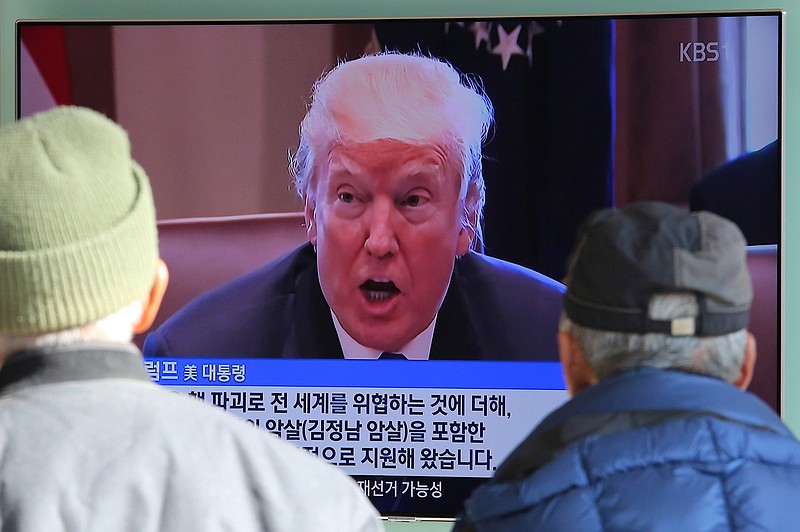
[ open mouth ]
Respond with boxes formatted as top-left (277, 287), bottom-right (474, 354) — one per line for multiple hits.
top-left (360, 279), bottom-right (400, 302)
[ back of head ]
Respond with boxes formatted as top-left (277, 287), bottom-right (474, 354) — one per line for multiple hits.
top-left (561, 201), bottom-right (752, 382)
top-left (0, 106), bottom-right (158, 338)
top-left (292, 52), bottom-right (493, 213)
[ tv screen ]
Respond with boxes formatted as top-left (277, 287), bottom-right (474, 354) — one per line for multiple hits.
top-left (16, 11), bottom-right (782, 522)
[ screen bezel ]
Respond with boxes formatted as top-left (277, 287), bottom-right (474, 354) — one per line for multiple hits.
top-left (1, 1), bottom-right (795, 528)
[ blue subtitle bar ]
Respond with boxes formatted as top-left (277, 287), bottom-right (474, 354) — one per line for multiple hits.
top-left (143, 358), bottom-right (566, 390)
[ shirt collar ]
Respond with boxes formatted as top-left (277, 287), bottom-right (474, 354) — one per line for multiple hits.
top-left (331, 311), bottom-right (436, 360)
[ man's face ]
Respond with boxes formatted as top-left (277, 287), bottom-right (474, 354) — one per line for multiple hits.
top-left (306, 139), bottom-right (473, 352)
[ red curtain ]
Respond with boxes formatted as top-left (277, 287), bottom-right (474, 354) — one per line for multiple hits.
top-left (614, 17), bottom-right (727, 207)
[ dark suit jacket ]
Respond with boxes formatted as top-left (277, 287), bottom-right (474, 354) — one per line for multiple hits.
top-left (143, 243), bottom-right (565, 361)
top-left (690, 140), bottom-right (779, 245)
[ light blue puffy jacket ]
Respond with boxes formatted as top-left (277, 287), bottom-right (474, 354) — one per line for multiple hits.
top-left (457, 368), bottom-right (800, 531)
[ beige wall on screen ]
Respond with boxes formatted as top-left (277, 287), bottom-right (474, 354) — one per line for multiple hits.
top-left (112, 24), bottom-right (334, 219)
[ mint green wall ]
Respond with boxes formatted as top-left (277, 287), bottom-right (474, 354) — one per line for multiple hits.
top-left (1, 1), bottom-right (797, 530)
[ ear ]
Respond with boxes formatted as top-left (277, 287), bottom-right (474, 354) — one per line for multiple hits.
top-left (733, 331), bottom-right (758, 390)
top-left (134, 259), bottom-right (169, 334)
top-left (557, 331), bottom-right (598, 397)
top-left (303, 197), bottom-right (318, 247)
top-left (456, 218), bottom-right (475, 257)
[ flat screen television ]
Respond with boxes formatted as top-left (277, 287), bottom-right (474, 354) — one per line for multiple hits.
top-left (2, 1), bottom-right (795, 529)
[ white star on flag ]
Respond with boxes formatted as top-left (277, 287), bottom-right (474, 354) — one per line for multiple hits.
top-left (491, 24), bottom-right (526, 70)
top-left (471, 21), bottom-right (491, 50)
top-left (445, 21), bottom-right (466, 34)
top-left (526, 22), bottom-right (546, 64)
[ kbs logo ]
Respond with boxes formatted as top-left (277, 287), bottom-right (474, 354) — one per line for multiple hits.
top-left (680, 41), bottom-right (720, 62)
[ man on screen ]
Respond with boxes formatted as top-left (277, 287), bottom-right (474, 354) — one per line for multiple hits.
top-left (455, 201), bottom-right (800, 530)
top-left (145, 52), bottom-right (564, 360)
top-left (0, 106), bottom-right (382, 530)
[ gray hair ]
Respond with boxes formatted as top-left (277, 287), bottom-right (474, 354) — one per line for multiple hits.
top-left (0, 299), bottom-right (143, 359)
top-left (560, 293), bottom-right (747, 383)
top-left (289, 52), bottom-right (494, 247)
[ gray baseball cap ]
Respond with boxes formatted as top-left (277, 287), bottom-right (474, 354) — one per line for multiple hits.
top-left (563, 201), bottom-right (752, 336)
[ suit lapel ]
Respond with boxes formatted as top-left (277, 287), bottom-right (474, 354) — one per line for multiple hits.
top-left (430, 264), bottom-right (482, 359)
top-left (283, 246), bottom-right (343, 359)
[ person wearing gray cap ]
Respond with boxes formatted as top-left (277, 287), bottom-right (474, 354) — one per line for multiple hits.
top-left (455, 201), bottom-right (800, 531)
top-left (0, 106), bottom-right (382, 531)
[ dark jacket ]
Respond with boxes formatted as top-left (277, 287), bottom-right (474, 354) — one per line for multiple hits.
top-left (144, 243), bottom-right (565, 360)
top-left (690, 140), bottom-right (779, 245)
top-left (456, 368), bottom-right (800, 531)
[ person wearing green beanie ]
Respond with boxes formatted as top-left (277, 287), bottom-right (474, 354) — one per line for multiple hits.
top-left (0, 106), bottom-right (382, 531)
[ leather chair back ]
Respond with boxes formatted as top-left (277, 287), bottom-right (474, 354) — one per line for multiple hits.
top-left (134, 212), bottom-right (307, 347)
top-left (745, 244), bottom-right (779, 411)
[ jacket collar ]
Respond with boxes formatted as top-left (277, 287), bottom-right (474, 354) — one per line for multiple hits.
top-left (493, 367), bottom-right (789, 483)
top-left (0, 342), bottom-right (150, 396)
top-left (539, 367), bottom-right (786, 436)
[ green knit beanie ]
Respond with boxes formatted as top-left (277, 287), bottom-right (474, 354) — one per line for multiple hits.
top-left (0, 106), bottom-right (158, 335)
